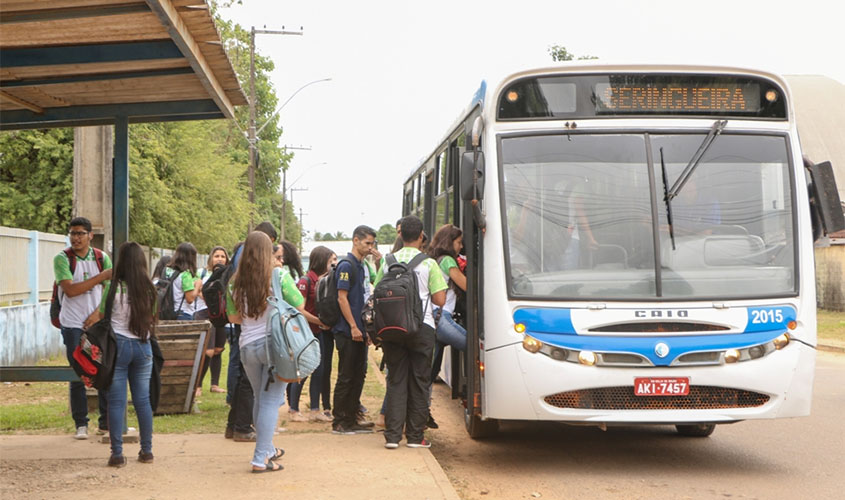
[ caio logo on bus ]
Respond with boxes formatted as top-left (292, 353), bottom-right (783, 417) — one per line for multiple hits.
top-left (634, 310), bottom-right (689, 318)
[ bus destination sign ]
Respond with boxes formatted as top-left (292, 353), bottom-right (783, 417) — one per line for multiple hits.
top-left (595, 82), bottom-right (761, 114)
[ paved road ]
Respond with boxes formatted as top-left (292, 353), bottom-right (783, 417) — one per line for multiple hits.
top-left (429, 351), bottom-right (845, 500)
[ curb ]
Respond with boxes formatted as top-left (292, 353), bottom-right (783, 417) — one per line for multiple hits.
top-left (818, 343), bottom-right (845, 354)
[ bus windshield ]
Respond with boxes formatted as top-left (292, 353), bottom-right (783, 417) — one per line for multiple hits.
top-left (501, 133), bottom-right (795, 300)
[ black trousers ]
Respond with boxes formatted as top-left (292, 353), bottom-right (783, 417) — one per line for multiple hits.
top-left (332, 333), bottom-right (368, 428)
top-left (226, 325), bottom-right (254, 433)
top-left (382, 324), bottom-right (435, 444)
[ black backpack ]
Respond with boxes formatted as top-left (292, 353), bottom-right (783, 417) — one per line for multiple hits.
top-left (156, 267), bottom-right (184, 320)
top-left (372, 253), bottom-right (428, 343)
top-left (50, 247), bottom-right (105, 329)
top-left (202, 263), bottom-right (233, 327)
top-left (315, 257), bottom-right (357, 328)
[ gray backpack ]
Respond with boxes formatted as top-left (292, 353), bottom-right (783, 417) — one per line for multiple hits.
top-left (264, 267), bottom-right (321, 386)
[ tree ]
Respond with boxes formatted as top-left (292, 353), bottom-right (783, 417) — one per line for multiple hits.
top-left (376, 223), bottom-right (397, 245)
top-left (548, 44), bottom-right (598, 62)
top-left (0, 128), bottom-right (74, 234)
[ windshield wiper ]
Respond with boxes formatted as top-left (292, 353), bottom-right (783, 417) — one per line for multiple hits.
top-left (659, 147), bottom-right (676, 250)
top-left (666, 119), bottom-right (727, 201)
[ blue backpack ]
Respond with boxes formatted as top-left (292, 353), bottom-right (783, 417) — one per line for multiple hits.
top-left (265, 267), bottom-right (321, 385)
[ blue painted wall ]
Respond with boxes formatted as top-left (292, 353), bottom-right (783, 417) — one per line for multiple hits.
top-left (0, 303), bottom-right (63, 365)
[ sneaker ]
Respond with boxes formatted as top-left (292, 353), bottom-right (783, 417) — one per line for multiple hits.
top-left (348, 423), bottom-right (374, 434)
top-left (74, 426), bottom-right (88, 440)
top-left (384, 442), bottom-right (399, 449)
top-left (138, 451), bottom-right (154, 464)
top-left (331, 424), bottom-right (356, 435)
top-left (290, 411), bottom-right (309, 423)
top-left (311, 410), bottom-right (332, 423)
top-left (107, 454), bottom-right (127, 467)
top-left (406, 439), bottom-right (432, 448)
top-left (426, 414), bottom-right (439, 430)
top-left (233, 431), bottom-right (256, 442)
top-left (359, 404), bottom-right (369, 414)
top-left (356, 411), bottom-right (375, 428)
top-left (96, 427), bottom-right (108, 436)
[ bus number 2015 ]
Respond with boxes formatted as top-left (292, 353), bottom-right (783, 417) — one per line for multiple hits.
top-left (751, 309), bottom-right (784, 324)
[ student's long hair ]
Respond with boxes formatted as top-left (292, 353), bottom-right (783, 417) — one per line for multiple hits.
top-left (280, 240), bottom-right (303, 280)
top-left (232, 232), bottom-right (274, 319)
top-left (152, 255), bottom-right (171, 279)
top-left (170, 242), bottom-right (197, 276)
top-left (308, 246), bottom-right (335, 276)
top-left (206, 246), bottom-right (229, 272)
top-left (429, 224), bottom-right (462, 261)
top-left (113, 242), bottom-right (157, 341)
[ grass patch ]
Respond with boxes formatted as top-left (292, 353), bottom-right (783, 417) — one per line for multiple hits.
top-left (817, 309), bottom-right (845, 343)
top-left (1, 340), bottom-right (388, 435)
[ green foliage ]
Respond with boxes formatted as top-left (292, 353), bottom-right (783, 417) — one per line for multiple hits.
top-left (0, 128), bottom-right (74, 233)
top-left (376, 223), bottom-right (397, 244)
top-left (548, 44), bottom-right (598, 62)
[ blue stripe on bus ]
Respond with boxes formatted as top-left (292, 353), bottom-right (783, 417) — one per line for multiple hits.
top-left (513, 307), bottom-right (793, 366)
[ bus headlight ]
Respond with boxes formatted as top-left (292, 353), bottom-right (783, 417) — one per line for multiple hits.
top-left (724, 349), bottom-right (741, 363)
top-left (578, 351), bottom-right (597, 366)
top-left (773, 333), bottom-right (790, 350)
top-left (522, 336), bottom-right (543, 353)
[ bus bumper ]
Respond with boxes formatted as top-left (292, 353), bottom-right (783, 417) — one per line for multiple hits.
top-left (482, 340), bottom-right (815, 423)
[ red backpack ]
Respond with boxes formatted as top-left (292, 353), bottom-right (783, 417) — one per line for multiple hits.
top-left (50, 247), bottom-right (105, 329)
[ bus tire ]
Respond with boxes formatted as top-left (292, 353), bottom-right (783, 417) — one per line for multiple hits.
top-left (464, 407), bottom-right (498, 439)
top-left (675, 423), bottom-right (716, 437)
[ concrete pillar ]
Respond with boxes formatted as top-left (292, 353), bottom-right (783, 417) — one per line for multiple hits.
top-left (73, 126), bottom-right (113, 253)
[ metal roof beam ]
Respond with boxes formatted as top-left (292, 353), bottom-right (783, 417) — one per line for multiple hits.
top-left (0, 40), bottom-right (183, 67)
top-left (144, 0), bottom-right (235, 119)
top-left (0, 99), bottom-right (220, 130)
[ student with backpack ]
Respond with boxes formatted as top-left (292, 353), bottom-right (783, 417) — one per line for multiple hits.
top-left (165, 243), bottom-right (202, 321)
top-left (52, 216), bottom-right (113, 440)
top-left (83, 241), bottom-right (157, 467)
top-left (328, 225), bottom-right (378, 435)
top-left (373, 216), bottom-right (447, 449)
top-left (196, 246), bottom-right (230, 395)
top-left (225, 231), bottom-right (324, 472)
top-left (288, 246), bottom-right (336, 423)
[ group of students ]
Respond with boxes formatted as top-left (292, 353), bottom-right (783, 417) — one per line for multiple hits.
top-left (55, 214), bottom-right (469, 472)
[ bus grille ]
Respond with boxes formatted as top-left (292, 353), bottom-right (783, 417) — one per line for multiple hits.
top-left (544, 386), bottom-right (770, 410)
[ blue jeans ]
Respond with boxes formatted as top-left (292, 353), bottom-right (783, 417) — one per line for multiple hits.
top-left (240, 340), bottom-right (286, 468)
top-left (61, 327), bottom-right (108, 429)
top-left (108, 335), bottom-right (153, 457)
top-left (435, 310), bottom-right (467, 351)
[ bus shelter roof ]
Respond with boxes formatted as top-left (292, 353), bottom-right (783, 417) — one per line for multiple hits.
top-left (0, 0), bottom-right (247, 130)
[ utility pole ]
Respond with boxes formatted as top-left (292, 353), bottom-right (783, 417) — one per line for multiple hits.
top-left (289, 187), bottom-right (308, 245)
top-left (280, 144), bottom-right (311, 241)
top-left (298, 207), bottom-right (307, 255)
top-left (247, 26), bottom-right (303, 230)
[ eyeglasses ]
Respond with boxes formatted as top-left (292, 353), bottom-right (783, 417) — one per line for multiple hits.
top-left (69, 231), bottom-right (89, 237)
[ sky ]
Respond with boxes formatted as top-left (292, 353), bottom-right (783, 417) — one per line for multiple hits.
top-left (219, 0), bottom-right (845, 237)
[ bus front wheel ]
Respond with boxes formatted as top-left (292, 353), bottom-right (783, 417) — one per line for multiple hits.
top-left (464, 406), bottom-right (498, 439)
top-left (675, 423), bottom-right (716, 437)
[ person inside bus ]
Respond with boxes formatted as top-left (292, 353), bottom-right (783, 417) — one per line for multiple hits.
top-left (562, 177), bottom-right (600, 269)
top-left (670, 177), bottom-right (722, 237)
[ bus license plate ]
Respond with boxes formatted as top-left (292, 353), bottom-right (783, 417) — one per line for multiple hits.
top-left (634, 377), bottom-right (689, 396)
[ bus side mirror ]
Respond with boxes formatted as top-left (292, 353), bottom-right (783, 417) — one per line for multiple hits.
top-left (461, 151), bottom-right (485, 201)
top-left (807, 161), bottom-right (845, 239)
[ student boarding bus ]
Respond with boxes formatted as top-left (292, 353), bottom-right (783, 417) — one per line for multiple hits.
top-left (403, 63), bottom-right (844, 438)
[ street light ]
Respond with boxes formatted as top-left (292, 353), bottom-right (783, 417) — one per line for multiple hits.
top-left (248, 77), bottom-right (332, 227)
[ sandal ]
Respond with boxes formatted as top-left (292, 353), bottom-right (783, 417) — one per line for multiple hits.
top-left (251, 460), bottom-right (284, 473)
top-left (270, 448), bottom-right (285, 461)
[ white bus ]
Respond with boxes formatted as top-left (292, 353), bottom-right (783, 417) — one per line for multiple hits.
top-left (403, 63), bottom-right (844, 438)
